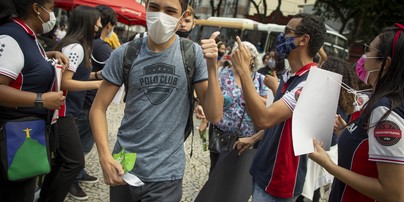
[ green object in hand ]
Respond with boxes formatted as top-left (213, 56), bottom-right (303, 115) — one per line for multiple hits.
top-left (112, 148), bottom-right (137, 173)
top-left (201, 130), bottom-right (208, 151)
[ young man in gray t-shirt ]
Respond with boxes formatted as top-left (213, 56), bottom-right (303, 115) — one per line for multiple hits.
top-left (89, 0), bottom-right (224, 201)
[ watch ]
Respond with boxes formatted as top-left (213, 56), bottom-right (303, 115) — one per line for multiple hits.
top-left (35, 93), bottom-right (43, 109)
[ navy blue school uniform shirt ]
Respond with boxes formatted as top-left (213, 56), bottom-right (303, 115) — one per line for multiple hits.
top-left (58, 43), bottom-right (91, 118)
top-left (250, 63), bottom-right (317, 198)
top-left (329, 97), bottom-right (404, 202)
top-left (83, 38), bottom-right (112, 109)
top-left (0, 18), bottom-right (55, 121)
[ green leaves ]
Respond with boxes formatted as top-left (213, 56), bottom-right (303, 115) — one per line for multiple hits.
top-left (112, 149), bottom-right (137, 173)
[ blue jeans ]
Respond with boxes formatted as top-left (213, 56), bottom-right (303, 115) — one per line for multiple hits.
top-left (252, 180), bottom-right (298, 202)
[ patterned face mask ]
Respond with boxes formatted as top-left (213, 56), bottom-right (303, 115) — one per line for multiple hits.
top-left (275, 33), bottom-right (298, 59)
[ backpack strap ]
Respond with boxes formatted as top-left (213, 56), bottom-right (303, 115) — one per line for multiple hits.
top-left (180, 38), bottom-right (196, 157)
top-left (123, 38), bottom-right (143, 103)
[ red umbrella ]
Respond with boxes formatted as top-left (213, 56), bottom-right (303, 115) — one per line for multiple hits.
top-left (55, 0), bottom-right (146, 26)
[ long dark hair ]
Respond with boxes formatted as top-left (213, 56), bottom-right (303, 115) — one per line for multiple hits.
top-left (321, 57), bottom-right (357, 115)
top-left (362, 24), bottom-right (404, 126)
top-left (54, 6), bottom-right (99, 68)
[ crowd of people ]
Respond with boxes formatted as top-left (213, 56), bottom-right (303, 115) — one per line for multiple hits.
top-left (1, 0), bottom-right (404, 202)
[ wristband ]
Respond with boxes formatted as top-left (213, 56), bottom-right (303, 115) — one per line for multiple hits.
top-left (95, 72), bottom-right (99, 80)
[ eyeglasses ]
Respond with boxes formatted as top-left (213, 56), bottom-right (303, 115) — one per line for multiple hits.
top-left (363, 55), bottom-right (384, 59)
top-left (363, 43), bottom-right (382, 54)
top-left (284, 26), bottom-right (305, 36)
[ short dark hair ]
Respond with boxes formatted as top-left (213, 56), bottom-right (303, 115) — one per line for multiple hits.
top-left (146, 0), bottom-right (188, 13)
top-left (95, 5), bottom-right (117, 27)
top-left (294, 13), bottom-right (326, 58)
top-left (12, 0), bottom-right (49, 19)
top-left (0, 0), bottom-right (15, 24)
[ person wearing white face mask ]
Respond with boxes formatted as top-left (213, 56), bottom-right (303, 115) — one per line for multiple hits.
top-left (0, 0), bottom-right (68, 201)
top-left (89, 0), bottom-right (224, 201)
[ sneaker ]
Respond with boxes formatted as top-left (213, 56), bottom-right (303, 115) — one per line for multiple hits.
top-left (68, 182), bottom-right (88, 200)
top-left (80, 172), bottom-right (99, 184)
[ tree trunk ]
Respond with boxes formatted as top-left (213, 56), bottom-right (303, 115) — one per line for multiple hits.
top-left (210, 0), bottom-right (215, 16)
top-left (233, 0), bottom-right (239, 18)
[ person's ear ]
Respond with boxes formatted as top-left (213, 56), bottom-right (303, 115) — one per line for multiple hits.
top-left (32, 3), bottom-right (41, 15)
top-left (298, 34), bottom-right (310, 46)
top-left (383, 56), bottom-right (392, 72)
top-left (191, 20), bottom-right (196, 29)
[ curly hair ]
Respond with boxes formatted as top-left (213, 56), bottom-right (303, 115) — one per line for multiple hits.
top-left (321, 57), bottom-right (358, 115)
top-left (294, 13), bottom-right (326, 58)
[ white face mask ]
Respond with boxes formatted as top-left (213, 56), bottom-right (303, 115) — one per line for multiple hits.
top-left (146, 12), bottom-right (181, 44)
top-left (37, 5), bottom-right (56, 34)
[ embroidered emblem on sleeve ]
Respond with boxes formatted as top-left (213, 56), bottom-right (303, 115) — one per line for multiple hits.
top-left (374, 120), bottom-right (402, 146)
top-left (0, 43), bottom-right (5, 58)
top-left (69, 52), bottom-right (79, 66)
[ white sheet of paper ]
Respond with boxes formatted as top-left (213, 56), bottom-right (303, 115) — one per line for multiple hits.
top-left (292, 68), bottom-right (342, 156)
top-left (112, 85), bottom-right (125, 105)
top-left (122, 173), bottom-right (144, 187)
top-left (51, 65), bottom-right (63, 124)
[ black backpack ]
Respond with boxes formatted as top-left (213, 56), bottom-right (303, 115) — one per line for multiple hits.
top-left (122, 37), bottom-right (196, 152)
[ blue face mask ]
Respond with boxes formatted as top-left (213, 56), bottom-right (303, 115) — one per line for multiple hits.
top-left (275, 33), bottom-right (298, 59)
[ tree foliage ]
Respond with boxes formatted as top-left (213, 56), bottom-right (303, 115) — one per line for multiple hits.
top-left (314, 0), bottom-right (404, 44)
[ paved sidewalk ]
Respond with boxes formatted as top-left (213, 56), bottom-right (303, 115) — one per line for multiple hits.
top-left (65, 102), bottom-right (210, 202)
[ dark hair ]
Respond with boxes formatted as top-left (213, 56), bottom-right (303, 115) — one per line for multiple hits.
top-left (294, 13), bottom-right (326, 58)
top-left (321, 57), bottom-right (357, 115)
top-left (146, 0), bottom-right (188, 13)
top-left (55, 6), bottom-right (100, 68)
top-left (361, 25), bottom-right (404, 126)
top-left (12, 0), bottom-right (48, 19)
top-left (95, 5), bottom-right (117, 27)
top-left (0, 0), bottom-right (15, 24)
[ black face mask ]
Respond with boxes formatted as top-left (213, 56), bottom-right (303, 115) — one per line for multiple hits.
top-left (176, 29), bottom-right (192, 38)
top-left (94, 28), bottom-right (102, 39)
top-left (218, 51), bottom-right (225, 57)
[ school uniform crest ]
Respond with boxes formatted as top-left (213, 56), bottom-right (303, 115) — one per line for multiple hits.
top-left (374, 120), bottom-right (402, 146)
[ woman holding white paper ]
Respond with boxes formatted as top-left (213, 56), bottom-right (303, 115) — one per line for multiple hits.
top-left (309, 24), bottom-right (404, 202)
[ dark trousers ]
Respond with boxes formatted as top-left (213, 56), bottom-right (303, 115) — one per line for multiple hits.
top-left (0, 168), bottom-right (36, 202)
top-left (110, 179), bottom-right (182, 202)
top-left (209, 151), bottom-right (220, 174)
top-left (38, 117), bottom-right (84, 202)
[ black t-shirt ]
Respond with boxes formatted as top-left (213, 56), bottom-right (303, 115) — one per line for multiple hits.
top-left (83, 38), bottom-right (112, 109)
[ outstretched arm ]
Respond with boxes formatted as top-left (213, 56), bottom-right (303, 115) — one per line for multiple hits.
top-left (231, 36), bottom-right (292, 129)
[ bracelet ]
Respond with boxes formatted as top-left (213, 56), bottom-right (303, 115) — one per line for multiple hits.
top-left (94, 72), bottom-right (99, 80)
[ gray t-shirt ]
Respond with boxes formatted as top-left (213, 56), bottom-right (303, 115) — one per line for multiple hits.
top-left (102, 36), bottom-right (208, 182)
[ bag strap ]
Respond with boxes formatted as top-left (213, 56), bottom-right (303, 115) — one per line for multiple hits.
top-left (180, 38), bottom-right (196, 157)
top-left (123, 38), bottom-right (143, 103)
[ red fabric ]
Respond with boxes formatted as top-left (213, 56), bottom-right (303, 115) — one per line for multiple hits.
top-left (392, 23), bottom-right (404, 57)
top-left (55, 0), bottom-right (146, 26)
